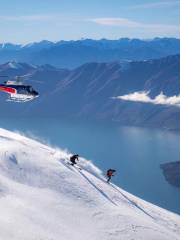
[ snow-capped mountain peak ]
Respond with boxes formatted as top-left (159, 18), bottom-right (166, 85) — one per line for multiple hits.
top-left (21, 40), bottom-right (54, 49)
top-left (0, 128), bottom-right (179, 240)
top-left (7, 61), bottom-right (22, 69)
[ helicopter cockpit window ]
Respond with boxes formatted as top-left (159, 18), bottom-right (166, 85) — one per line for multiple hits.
top-left (29, 87), bottom-right (33, 92)
top-left (17, 87), bottom-right (27, 94)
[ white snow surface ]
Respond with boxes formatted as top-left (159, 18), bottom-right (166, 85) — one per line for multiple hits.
top-left (0, 128), bottom-right (179, 240)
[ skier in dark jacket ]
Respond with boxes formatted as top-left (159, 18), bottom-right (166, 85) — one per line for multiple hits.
top-left (106, 169), bottom-right (116, 183)
top-left (70, 154), bottom-right (79, 166)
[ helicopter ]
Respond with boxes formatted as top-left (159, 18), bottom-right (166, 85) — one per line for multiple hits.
top-left (0, 74), bottom-right (39, 102)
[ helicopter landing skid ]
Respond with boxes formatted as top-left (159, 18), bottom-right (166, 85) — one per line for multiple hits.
top-left (7, 94), bottom-right (36, 102)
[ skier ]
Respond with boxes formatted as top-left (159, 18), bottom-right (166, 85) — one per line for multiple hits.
top-left (70, 154), bottom-right (79, 166)
top-left (106, 169), bottom-right (116, 183)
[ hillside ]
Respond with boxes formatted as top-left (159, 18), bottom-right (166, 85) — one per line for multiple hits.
top-left (0, 54), bottom-right (180, 130)
top-left (0, 128), bottom-right (179, 240)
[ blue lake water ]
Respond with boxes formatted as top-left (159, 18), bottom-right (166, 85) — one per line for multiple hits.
top-left (0, 118), bottom-right (180, 214)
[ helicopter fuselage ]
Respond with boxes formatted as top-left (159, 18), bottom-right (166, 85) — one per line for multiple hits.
top-left (0, 84), bottom-right (39, 96)
top-left (0, 83), bottom-right (39, 102)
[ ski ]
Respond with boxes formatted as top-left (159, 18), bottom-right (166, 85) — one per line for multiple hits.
top-left (75, 166), bottom-right (82, 171)
top-left (66, 161), bottom-right (82, 170)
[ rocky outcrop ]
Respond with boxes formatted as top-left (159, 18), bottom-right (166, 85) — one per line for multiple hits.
top-left (160, 161), bottom-right (180, 187)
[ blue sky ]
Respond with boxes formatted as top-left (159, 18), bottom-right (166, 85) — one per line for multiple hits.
top-left (0, 0), bottom-right (180, 43)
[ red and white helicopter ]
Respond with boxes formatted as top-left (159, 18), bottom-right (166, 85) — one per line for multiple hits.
top-left (0, 75), bottom-right (39, 102)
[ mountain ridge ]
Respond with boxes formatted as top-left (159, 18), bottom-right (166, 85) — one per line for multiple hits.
top-left (1, 38), bottom-right (180, 68)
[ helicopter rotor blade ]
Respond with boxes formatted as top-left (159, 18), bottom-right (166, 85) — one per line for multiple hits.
top-left (1, 71), bottom-right (42, 85)
top-left (13, 73), bottom-right (44, 84)
top-left (16, 73), bottom-right (33, 78)
top-left (26, 79), bottom-right (44, 84)
top-left (13, 73), bottom-right (33, 83)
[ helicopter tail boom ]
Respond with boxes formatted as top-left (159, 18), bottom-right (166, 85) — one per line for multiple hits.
top-left (0, 86), bottom-right (16, 94)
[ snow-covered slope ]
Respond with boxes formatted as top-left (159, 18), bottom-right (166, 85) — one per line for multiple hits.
top-left (0, 128), bottom-right (179, 240)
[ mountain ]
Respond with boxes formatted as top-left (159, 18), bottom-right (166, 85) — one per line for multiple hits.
top-left (1, 38), bottom-right (180, 68)
top-left (0, 54), bottom-right (180, 130)
top-left (0, 128), bottom-right (179, 240)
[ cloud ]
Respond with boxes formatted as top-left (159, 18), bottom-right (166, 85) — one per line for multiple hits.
top-left (113, 91), bottom-right (180, 107)
top-left (90, 18), bottom-right (140, 27)
top-left (89, 17), bottom-right (180, 35)
top-left (131, 1), bottom-right (180, 9)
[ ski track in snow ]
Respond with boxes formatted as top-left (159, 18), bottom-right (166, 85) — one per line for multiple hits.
top-left (0, 128), bottom-right (179, 240)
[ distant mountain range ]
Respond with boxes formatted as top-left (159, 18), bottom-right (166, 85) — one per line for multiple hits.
top-left (0, 54), bottom-right (180, 130)
top-left (1, 38), bottom-right (180, 68)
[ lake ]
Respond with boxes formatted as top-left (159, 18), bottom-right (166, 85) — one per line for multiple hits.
top-left (0, 118), bottom-right (180, 214)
